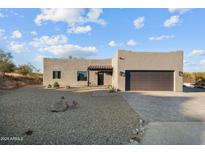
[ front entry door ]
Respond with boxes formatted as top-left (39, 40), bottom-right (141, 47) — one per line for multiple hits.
top-left (98, 72), bottom-right (104, 85)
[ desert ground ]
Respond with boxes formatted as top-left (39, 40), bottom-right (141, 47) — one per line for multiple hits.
top-left (1, 86), bottom-right (205, 144)
top-left (0, 86), bottom-right (139, 145)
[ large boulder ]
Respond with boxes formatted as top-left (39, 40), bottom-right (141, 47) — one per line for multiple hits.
top-left (50, 100), bottom-right (68, 112)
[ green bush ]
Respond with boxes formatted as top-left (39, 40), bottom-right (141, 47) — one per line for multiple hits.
top-left (183, 72), bottom-right (205, 83)
top-left (47, 84), bottom-right (52, 88)
top-left (16, 64), bottom-right (33, 76)
top-left (108, 85), bottom-right (115, 93)
top-left (0, 49), bottom-right (16, 78)
top-left (53, 82), bottom-right (60, 88)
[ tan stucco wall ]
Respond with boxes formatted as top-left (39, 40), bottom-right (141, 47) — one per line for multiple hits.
top-left (104, 72), bottom-right (112, 86)
top-left (111, 51), bottom-right (119, 89)
top-left (89, 71), bottom-right (98, 86)
top-left (43, 58), bottom-right (111, 87)
top-left (113, 49), bottom-right (183, 92)
top-left (43, 50), bottom-right (183, 91)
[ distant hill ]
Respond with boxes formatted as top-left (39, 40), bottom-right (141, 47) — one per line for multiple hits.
top-left (0, 72), bottom-right (42, 90)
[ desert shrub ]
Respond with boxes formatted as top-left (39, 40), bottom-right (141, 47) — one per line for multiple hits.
top-left (53, 81), bottom-right (60, 88)
top-left (108, 85), bottom-right (115, 93)
top-left (109, 88), bottom-right (115, 93)
top-left (16, 64), bottom-right (33, 76)
top-left (66, 85), bottom-right (71, 89)
top-left (194, 79), bottom-right (205, 88)
top-left (183, 72), bottom-right (205, 83)
top-left (47, 84), bottom-right (52, 88)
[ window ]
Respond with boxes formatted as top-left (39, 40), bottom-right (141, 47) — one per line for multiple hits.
top-left (77, 71), bottom-right (87, 81)
top-left (53, 71), bottom-right (61, 79)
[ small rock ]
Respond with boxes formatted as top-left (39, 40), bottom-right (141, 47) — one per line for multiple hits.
top-left (24, 129), bottom-right (33, 135)
top-left (132, 128), bottom-right (139, 134)
top-left (50, 100), bottom-right (68, 112)
top-left (61, 96), bottom-right (65, 99)
top-left (139, 127), bottom-right (145, 133)
top-left (130, 139), bottom-right (139, 145)
top-left (130, 139), bottom-right (135, 142)
top-left (139, 119), bottom-right (144, 126)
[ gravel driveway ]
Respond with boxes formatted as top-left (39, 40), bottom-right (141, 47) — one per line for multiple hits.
top-left (0, 86), bottom-right (139, 145)
top-left (122, 87), bottom-right (205, 144)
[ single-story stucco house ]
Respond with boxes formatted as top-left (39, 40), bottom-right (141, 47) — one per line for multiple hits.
top-left (43, 49), bottom-right (183, 91)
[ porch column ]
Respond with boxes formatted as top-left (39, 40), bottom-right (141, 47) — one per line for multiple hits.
top-left (87, 69), bottom-right (90, 86)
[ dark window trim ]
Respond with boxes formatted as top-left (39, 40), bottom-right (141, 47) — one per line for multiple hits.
top-left (53, 71), bottom-right (61, 79)
top-left (77, 71), bottom-right (87, 81)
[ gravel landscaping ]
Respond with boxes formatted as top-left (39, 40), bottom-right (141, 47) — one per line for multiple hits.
top-left (0, 86), bottom-right (139, 145)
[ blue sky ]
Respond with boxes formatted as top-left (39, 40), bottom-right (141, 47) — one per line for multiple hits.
top-left (0, 8), bottom-right (205, 72)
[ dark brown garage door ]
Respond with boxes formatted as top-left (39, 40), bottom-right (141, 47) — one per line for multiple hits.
top-left (125, 70), bottom-right (174, 91)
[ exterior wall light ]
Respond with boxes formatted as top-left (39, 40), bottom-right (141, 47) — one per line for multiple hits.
top-left (179, 71), bottom-right (183, 77)
top-left (120, 71), bottom-right (125, 77)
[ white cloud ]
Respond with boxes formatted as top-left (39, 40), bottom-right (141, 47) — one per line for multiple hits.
top-left (86, 8), bottom-right (106, 26)
top-left (9, 10), bottom-right (24, 18)
top-left (11, 30), bottom-right (22, 39)
top-left (68, 25), bottom-right (92, 34)
top-left (9, 42), bottom-right (26, 53)
top-left (133, 17), bottom-right (144, 29)
top-left (34, 54), bottom-right (45, 62)
top-left (43, 44), bottom-right (97, 57)
top-left (31, 31), bottom-right (38, 36)
top-left (0, 12), bottom-right (4, 18)
top-left (30, 35), bottom-right (68, 48)
top-left (200, 60), bottom-right (205, 66)
top-left (127, 39), bottom-right (137, 46)
top-left (35, 8), bottom-right (84, 26)
top-left (149, 35), bottom-right (175, 41)
top-left (34, 8), bottom-right (106, 33)
top-left (164, 15), bottom-right (180, 27)
top-left (189, 49), bottom-right (205, 57)
top-left (168, 8), bottom-right (191, 15)
top-left (0, 29), bottom-right (5, 36)
top-left (184, 60), bottom-right (196, 66)
top-left (30, 34), bottom-right (97, 57)
top-left (108, 41), bottom-right (117, 47)
top-left (0, 29), bottom-right (7, 40)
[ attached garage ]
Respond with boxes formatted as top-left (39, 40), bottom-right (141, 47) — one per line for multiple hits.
top-left (125, 70), bottom-right (174, 91)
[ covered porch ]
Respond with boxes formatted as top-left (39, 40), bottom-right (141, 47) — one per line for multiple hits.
top-left (87, 65), bottom-right (113, 86)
